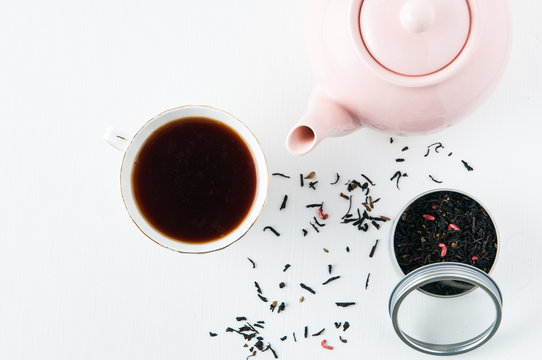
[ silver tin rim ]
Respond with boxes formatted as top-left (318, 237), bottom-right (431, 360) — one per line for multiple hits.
top-left (389, 262), bottom-right (503, 356)
top-left (389, 188), bottom-right (500, 298)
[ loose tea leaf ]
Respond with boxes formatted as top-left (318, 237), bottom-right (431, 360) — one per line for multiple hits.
top-left (312, 328), bottom-right (325, 336)
top-left (365, 273), bottom-right (370, 290)
top-left (306, 202), bottom-right (324, 208)
top-left (254, 282), bottom-right (262, 294)
top-left (263, 226), bottom-right (280, 237)
top-left (424, 142), bottom-right (445, 157)
top-left (429, 175), bottom-right (443, 184)
top-left (209, 332), bottom-right (218, 337)
top-left (272, 173), bottom-right (290, 179)
top-left (369, 240), bottom-right (379, 258)
top-left (304, 171), bottom-right (316, 179)
top-left (322, 276), bottom-right (341, 285)
top-left (300, 283), bottom-right (316, 294)
top-left (361, 174), bottom-right (375, 186)
top-left (335, 302), bottom-right (356, 307)
top-left (247, 258), bottom-right (256, 269)
top-left (461, 160), bottom-right (474, 171)
top-left (283, 264), bottom-right (291, 272)
top-left (280, 195), bottom-right (288, 210)
top-left (343, 322), bottom-right (350, 331)
top-left (330, 173), bottom-right (340, 185)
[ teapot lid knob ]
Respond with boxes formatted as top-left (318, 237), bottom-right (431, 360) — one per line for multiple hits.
top-left (400, 0), bottom-right (435, 33)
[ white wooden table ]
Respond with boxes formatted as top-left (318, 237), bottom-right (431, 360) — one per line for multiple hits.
top-left (1, 0), bottom-right (541, 359)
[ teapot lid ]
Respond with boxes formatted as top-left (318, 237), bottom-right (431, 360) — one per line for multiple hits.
top-left (360, 0), bottom-right (471, 77)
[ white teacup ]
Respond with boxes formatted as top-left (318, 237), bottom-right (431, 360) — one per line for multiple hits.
top-left (104, 105), bottom-right (268, 254)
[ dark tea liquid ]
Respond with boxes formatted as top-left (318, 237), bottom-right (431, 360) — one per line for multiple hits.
top-left (132, 117), bottom-right (257, 243)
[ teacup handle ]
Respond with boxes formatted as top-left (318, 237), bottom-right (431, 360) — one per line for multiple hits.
top-left (103, 126), bottom-right (130, 152)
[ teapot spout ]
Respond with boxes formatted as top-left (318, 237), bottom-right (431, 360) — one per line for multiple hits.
top-left (286, 92), bottom-right (361, 156)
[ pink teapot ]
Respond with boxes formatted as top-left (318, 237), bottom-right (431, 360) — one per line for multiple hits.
top-left (286, 0), bottom-right (511, 155)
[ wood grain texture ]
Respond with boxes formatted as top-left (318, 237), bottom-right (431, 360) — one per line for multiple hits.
top-left (0, 0), bottom-right (540, 359)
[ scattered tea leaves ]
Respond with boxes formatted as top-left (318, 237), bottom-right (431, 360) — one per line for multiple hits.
top-left (336, 302), bottom-right (356, 307)
top-left (304, 171), bottom-right (316, 179)
top-left (369, 240), bottom-right (379, 258)
top-left (390, 171), bottom-right (407, 189)
top-left (322, 276), bottom-right (341, 285)
top-left (279, 282), bottom-right (286, 289)
top-left (277, 302), bottom-right (286, 314)
top-left (304, 326), bottom-right (308, 338)
top-left (237, 317), bottom-right (247, 321)
top-left (300, 283), bottom-right (316, 294)
top-left (429, 175), bottom-right (443, 184)
top-left (280, 336), bottom-right (287, 341)
top-left (402, 146), bottom-right (409, 152)
top-left (461, 160), bottom-right (474, 171)
top-left (308, 181), bottom-right (318, 190)
top-left (424, 142), bottom-right (445, 157)
top-left (339, 336), bottom-right (347, 343)
top-left (330, 173), bottom-right (340, 185)
top-left (263, 226), bottom-right (280, 237)
top-left (280, 195), bottom-right (288, 210)
top-left (255, 281), bottom-right (262, 294)
top-left (272, 173), bottom-right (290, 179)
top-left (258, 294), bottom-right (268, 302)
top-left (396, 158), bottom-right (405, 162)
top-left (283, 264), bottom-right (291, 272)
top-left (306, 202), bottom-right (323, 208)
top-left (343, 321), bottom-right (350, 331)
top-left (313, 217), bottom-right (326, 227)
top-left (247, 258), bottom-right (256, 269)
top-left (312, 328), bottom-right (325, 336)
top-left (302, 229), bottom-right (308, 236)
top-left (300, 174), bottom-right (304, 187)
top-left (328, 264), bottom-right (332, 274)
top-left (361, 174), bottom-right (375, 186)
top-left (365, 273), bottom-right (371, 290)
top-left (209, 332), bottom-right (218, 337)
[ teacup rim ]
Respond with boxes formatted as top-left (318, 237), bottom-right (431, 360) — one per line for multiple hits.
top-left (119, 105), bottom-right (269, 254)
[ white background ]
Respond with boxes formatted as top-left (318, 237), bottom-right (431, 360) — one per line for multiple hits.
top-left (1, 0), bottom-right (541, 359)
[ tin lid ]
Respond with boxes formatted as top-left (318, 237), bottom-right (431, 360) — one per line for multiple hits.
top-left (389, 263), bottom-right (503, 355)
top-left (360, 0), bottom-right (471, 76)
